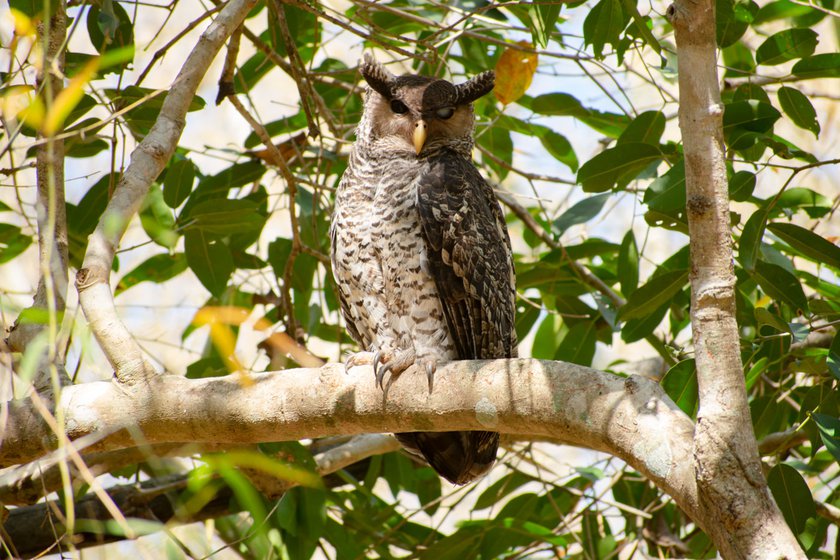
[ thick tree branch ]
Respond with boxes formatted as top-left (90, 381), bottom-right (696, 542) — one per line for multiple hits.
top-left (75, 0), bottom-right (258, 384)
top-left (0, 360), bottom-right (703, 525)
top-left (667, 0), bottom-right (805, 557)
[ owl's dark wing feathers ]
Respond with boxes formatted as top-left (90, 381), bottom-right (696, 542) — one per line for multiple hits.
top-left (416, 152), bottom-right (517, 361)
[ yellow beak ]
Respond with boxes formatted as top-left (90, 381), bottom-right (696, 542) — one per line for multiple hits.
top-left (413, 120), bottom-right (428, 155)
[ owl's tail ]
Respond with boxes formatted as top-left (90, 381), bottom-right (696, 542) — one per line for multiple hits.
top-left (395, 430), bottom-right (499, 485)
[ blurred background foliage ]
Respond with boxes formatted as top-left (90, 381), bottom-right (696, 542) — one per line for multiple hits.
top-left (2, 0), bottom-right (840, 557)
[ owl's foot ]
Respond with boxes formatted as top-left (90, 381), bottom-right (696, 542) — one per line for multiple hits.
top-left (344, 351), bottom-right (376, 372)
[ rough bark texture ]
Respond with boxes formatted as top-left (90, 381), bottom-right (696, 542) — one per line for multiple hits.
top-left (0, 360), bottom-right (702, 526)
top-left (667, 0), bottom-right (806, 557)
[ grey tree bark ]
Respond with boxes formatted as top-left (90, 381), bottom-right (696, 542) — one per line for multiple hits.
top-left (668, 0), bottom-right (806, 557)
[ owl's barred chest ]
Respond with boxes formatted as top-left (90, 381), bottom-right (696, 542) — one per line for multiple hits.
top-left (332, 157), bottom-right (454, 355)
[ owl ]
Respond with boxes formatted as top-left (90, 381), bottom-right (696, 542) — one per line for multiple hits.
top-left (330, 54), bottom-right (517, 485)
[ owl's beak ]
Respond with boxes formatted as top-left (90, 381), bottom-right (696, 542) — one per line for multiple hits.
top-left (413, 120), bottom-right (428, 154)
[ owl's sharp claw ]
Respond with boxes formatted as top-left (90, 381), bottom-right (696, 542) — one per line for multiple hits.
top-left (375, 362), bottom-right (392, 390)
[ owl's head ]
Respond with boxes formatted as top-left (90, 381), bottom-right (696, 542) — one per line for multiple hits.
top-left (356, 54), bottom-right (495, 157)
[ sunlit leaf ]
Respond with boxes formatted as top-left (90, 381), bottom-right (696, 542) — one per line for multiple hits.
top-left (767, 222), bottom-right (840, 269)
top-left (777, 87), bottom-right (820, 136)
top-left (578, 143), bottom-right (662, 192)
top-left (755, 28), bottom-right (818, 66)
top-left (617, 269), bottom-right (688, 322)
top-left (494, 42), bottom-right (538, 105)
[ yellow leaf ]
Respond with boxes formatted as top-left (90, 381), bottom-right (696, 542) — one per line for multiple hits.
top-left (44, 58), bottom-right (100, 136)
top-left (494, 42), bottom-right (538, 105)
top-left (10, 9), bottom-right (36, 37)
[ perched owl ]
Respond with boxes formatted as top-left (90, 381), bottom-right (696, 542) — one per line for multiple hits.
top-left (330, 54), bottom-right (517, 485)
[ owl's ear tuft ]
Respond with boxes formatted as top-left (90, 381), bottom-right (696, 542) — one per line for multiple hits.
top-left (360, 53), bottom-right (395, 99)
top-left (454, 71), bottom-right (495, 105)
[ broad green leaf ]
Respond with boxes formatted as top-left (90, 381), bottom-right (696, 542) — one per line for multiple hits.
top-left (767, 222), bottom-right (840, 269)
top-left (0, 224), bottom-right (32, 264)
top-left (185, 230), bottom-right (234, 297)
top-left (538, 129), bottom-right (578, 171)
top-left (474, 472), bottom-right (535, 510)
top-left (10, 0), bottom-right (60, 17)
top-left (140, 186), bottom-right (178, 249)
top-left (738, 206), bottom-right (769, 270)
top-left (163, 159), bottom-right (197, 208)
top-left (745, 356), bottom-right (767, 391)
top-left (618, 230), bottom-right (639, 297)
top-left (184, 199), bottom-right (263, 235)
top-left (577, 143), bottom-right (662, 192)
top-left (792, 53), bottom-right (840, 79)
top-left (723, 101), bottom-right (781, 149)
top-left (733, 82), bottom-right (771, 104)
top-left (555, 320), bottom-right (597, 366)
top-left (661, 359), bottom-right (697, 418)
top-left (86, 0), bottom-right (135, 74)
top-left (478, 126), bottom-right (513, 180)
top-left (777, 87), bottom-right (820, 136)
top-left (723, 41), bottom-right (756, 79)
top-left (752, 260), bottom-right (808, 312)
top-left (617, 111), bottom-right (665, 145)
top-left (116, 253), bottom-right (187, 295)
top-left (180, 160), bottom-right (266, 218)
top-left (767, 464), bottom-right (816, 534)
top-left (755, 28), bottom-right (818, 66)
top-left (812, 413), bottom-right (840, 462)
top-left (717, 0), bottom-right (757, 48)
top-left (828, 332), bottom-right (840, 381)
top-left (644, 159), bottom-right (685, 212)
top-left (729, 170), bottom-right (756, 201)
top-left (553, 194), bottom-right (610, 234)
top-left (774, 187), bottom-right (832, 218)
top-left (533, 2), bottom-right (562, 47)
top-left (617, 269), bottom-right (688, 322)
top-left (583, 0), bottom-right (626, 59)
top-left (621, 302), bottom-right (668, 342)
top-left (754, 0), bottom-right (817, 23)
top-left (530, 93), bottom-right (630, 137)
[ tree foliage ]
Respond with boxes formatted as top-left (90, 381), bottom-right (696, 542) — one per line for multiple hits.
top-left (1, 0), bottom-right (839, 558)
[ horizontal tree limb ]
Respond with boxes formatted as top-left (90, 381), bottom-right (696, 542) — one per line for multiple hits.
top-left (1, 359), bottom-right (701, 525)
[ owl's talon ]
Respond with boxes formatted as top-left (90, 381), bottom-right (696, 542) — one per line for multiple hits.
top-left (375, 362), bottom-right (392, 390)
top-left (425, 362), bottom-right (436, 393)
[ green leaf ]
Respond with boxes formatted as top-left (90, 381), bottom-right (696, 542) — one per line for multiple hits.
top-left (184, 230), bottom-right (234, 297)
top-left (163, 159), bottom-right (197, 208)
top-left (577, 143), bottom-right (662, 192)
top-left (478, 126), bottom-right (513, 180)
top-left (555, 320), bottom-right (597, 366)
top-left (10, 0), bottom-right (59, 17)
top-left (184, 199), bottom-right (263, 235)
top-left (812, 413), bottom-right (840, 462)
top-left (767, 464), bottom-right (816, 534)
top-left (792, 53), bottom-right (840, 79)
top-left (661, 359), bottom-right (697, 418)
top-left (729, 170), bottom-right (756, 201)
top-left (777, 87), bottom-right (820, 137)
top-left (752, 260), bottom-right (808, 312)
top-left (0, 224), bottom-right (33, 264)
top-left (717, 0), bottom-right (757, 48)
top-left (86, 0), bottom-right (135, 74)
top-left (140, 186), bottom-right (178, 249)
top-left (618, 230), bottom-right (639, 297)
top-left (530, 93), bottom-right (631, 137)
top-left (617, 269), bottom-right (688, 322)
top-left (738, 206), bottom-right (769, 271)
top-left (828, 332), bottom-right (840, 381)
top-left (755, 28), bottom-right (818, 66)
top-left (767, 222), bottom-right (840, 269)
top-left (723, 100), bottom-right (782, 149)
top-left (116, 253), bottom-right (187, 295)
top-left (774, 187), bottom-right (832, 218)
top-left (474, 472), bottom-right (535, 510)
top-left (618, 111), bottom-right (665, 145)
top-left (644, 159), bottom-right (685, 212)
top-left (553, 194), bottom-right (610, 234)
top-left (538, 129), bottom-right (578, 172)
top-left (583, 0), bottom-right (627, 59)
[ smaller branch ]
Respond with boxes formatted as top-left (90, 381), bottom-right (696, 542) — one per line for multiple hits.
top-left (816, 500), bottom-right (840, 526)
top-left (76, 0), bottom-right (258, 384)
top-left (757, 428), bottom-right (808, 456)
top-left (225, 95), bottom-right (301, 337)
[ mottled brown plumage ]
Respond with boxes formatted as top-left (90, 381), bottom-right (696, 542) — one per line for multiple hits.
top-left (330, 55), bottom-right (516, 484)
